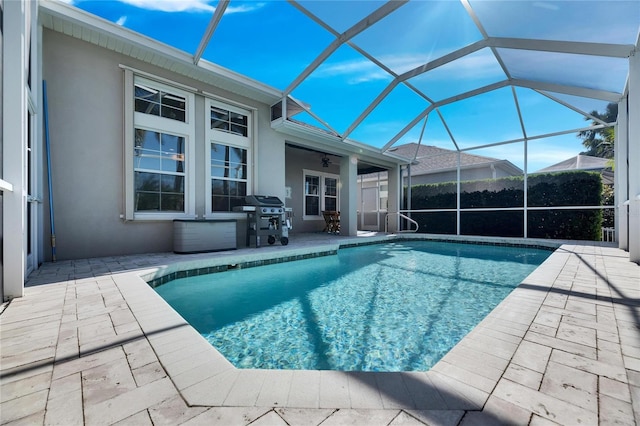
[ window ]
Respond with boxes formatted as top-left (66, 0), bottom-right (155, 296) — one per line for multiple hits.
top-left (134, 130), bottom-right (185, 211)
top-left (210, 143), bottom-right (247, 211)
top-left (210, 106), bottom-right (248, 136)
top-left (125, 73), bottom-right (195, 220)
top-left (303, 170), bottom-right (339, 219)
top-left (135, 83), bottom-right (186, 122)
top-left (206, 99), bottom-right (252, 214)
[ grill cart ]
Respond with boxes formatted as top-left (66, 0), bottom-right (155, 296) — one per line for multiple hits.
top-left (233, 195), bottom-right (292, 247)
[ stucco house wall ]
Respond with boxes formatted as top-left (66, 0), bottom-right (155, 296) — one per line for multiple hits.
top-left (41, 29), bottom-right (291, 260)
top-left (284, 145), bottom-right (340, 234)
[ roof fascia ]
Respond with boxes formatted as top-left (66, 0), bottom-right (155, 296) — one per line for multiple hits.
top-left (272, 119), bottom-right (408, 166)
top-left (39, 0), bottom-right (282, 103)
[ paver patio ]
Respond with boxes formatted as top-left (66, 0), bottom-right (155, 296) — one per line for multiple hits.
top-left (1, 233), bottom-right (639, 425)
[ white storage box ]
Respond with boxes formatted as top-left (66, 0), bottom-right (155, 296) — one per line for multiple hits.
top-left (173, 220), bottom-right (237, 254)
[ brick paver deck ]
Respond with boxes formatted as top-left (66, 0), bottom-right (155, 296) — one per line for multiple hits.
top-left (1, 234), bottom-right (638, 425)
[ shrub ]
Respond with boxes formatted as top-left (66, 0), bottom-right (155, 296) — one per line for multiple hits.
top-left (404, 171), bottom-right (603, 240)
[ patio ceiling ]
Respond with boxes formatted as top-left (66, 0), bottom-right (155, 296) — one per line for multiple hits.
top-left (51, 0), bottom-right (640, 162)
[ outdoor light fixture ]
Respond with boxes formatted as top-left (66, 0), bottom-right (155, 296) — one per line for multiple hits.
top-left (321, 154), bottom-right (331, 168)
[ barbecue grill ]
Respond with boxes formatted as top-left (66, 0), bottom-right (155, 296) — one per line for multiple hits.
top-left (233, 195), bottom-right (292, 247)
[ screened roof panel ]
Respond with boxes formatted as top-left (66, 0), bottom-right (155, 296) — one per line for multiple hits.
top-left (349, 1), bottom-right (483, 75)
top-left (437, 87), bottom-right (525, 149)
top-left (514, 87), bottom-right (596, 137)
top-left (61, 0), bottom-right (640, 161)
top-left (348, 83), bottom-right (430, 148)
top-left (542, 92), bottom-right (614, 118)
top-left (201, 2), bottom-right (333, 89)
top-left (419, 113), bottom-right (459, 151)
top-left (296, 0), bottom-right (384, 34)
top-left (407, 47), bottom-right (507, 102)
top-left (498, 49), bottom-right (630, 94)
top-left (290, 44), bottom-right (394, 134)
top-left (469, 0), bottom-right (640, 45)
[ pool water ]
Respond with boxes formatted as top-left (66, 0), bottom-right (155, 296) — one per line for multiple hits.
top-left (155, 241), bottom-right (551, 372)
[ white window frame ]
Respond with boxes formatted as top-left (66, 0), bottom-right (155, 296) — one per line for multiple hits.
top-left (204, 98), bottom-right (253, 218)
top-left (124, 72), bottom-right (196, 220)
top-left (302, 169), bottom-right (340, 220)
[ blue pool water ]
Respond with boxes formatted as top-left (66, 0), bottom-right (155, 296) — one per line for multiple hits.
top-left (155, 241), bottom-right (551, 372)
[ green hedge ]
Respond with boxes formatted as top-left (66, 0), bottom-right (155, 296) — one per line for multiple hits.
top-left (404, 171), bottom-right (603, 240)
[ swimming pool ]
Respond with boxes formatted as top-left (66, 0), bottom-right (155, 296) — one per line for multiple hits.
top-left (155, 240), bottom-right (551, 372)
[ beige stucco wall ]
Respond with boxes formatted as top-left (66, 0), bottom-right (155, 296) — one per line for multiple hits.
top-left (41, 30), bottom-right (291, 260)
top-left (284, 145), bottom-right (340, 234)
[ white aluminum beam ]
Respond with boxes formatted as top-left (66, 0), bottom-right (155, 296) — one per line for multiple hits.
top-left (342, 80), bottom-right (400, 139)
top-left (457, 123), bottom-right (609, 153)
top-left (0, 179), bottom-right (14, 192)
top-left (381, 104), bottom-right (435, 152)
top-left (512, 79), bottom-right (622, 103)
top-left (397, 40), bottom-right (487, 82)
top-left (460, 0), bottom-right (513, 81)
top-left (435, 108), bottom-right (460, 151)
top-left (489, 37), bottom-right (635, 59)
top-left (535, 89), bottom-right (611, 126)
top-left (193, 0), bottom-right (229, 65)
top-left (286, 94), bottom-right (340, 136)
top-left (511, 86), bottom-right (528, 140)
top-left (432, 80), bottom-right (510, 109)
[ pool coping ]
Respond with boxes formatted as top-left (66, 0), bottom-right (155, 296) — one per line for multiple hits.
top-left (119, 234), bottom-right (566, 411)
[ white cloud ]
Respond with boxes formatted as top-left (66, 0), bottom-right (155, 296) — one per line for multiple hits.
top-left (117, 0), bottom-right (264, 14)
top-left (533, 2), bottom-right (559, 11)
top-left (226, 3), bottom-right (266, 14)
top-left (57, 0), bottom-right (75, 3)
top-left (313, 59), bottom-right (391, 84)
top-left (118, 0), bottom-right (216, 13)
top-left (116, 16), bottom-right (127, 26)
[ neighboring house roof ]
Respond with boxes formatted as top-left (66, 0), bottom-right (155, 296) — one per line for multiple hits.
top-left (536, 154), bottom-right (614, 185)
top-left (536, 155), bottom-right (610, 173)
top-left (388, 143), bottom-right (523, 176)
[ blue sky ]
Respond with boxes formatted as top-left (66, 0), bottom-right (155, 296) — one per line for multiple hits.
top-left (65, 0), bottom-right (638, 172)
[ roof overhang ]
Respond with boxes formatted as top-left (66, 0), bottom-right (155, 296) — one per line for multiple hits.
top-left (272, 118), bottom-right (410, 170)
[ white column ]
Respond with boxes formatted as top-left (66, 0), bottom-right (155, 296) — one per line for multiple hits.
top-left (387, 164), bottom-right (401, 233)
top-left (2, 0), bottom-right (27, 298)
top-left (628, 49), bottom-right (640, 263)
top-left (339, 155), bottom-right (358, 236)
top-left (615, 99), bottom-right (629, 250)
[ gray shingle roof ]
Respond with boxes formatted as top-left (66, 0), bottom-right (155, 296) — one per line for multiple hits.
top-left (535, 155), bottom-right (610, 173)
top-left (388, 143), bottom-right (515, 175)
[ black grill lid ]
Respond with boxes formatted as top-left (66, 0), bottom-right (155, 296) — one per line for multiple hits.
top-left (244, 195), bottom-right (284, 207)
